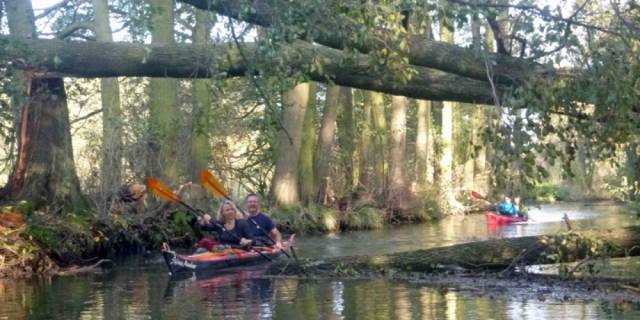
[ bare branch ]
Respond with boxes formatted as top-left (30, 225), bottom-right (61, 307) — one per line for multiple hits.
top-left (34, 0), bottom-right (72, 19)
top-left (70, 108), bottom-right (102, 125)
top-left (448, 0), bottom-right (622, 36)
top-left (56, 20), bottom-right (95, 40)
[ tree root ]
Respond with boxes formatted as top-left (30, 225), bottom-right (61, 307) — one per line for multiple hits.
top-left (54, 259), bottom-right (114, 276)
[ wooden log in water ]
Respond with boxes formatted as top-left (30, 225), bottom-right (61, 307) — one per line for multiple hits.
top-left (274, 226), bottom-right (640, 275)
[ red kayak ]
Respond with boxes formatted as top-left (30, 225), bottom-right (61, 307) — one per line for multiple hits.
top-left (486, 211), bottom-right (528, 224)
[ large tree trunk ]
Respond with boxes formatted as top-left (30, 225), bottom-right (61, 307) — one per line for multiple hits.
top-left (2, 78), bottom-right (87, 210)
top-left (1, 0), bottom-right (87, 210)
top-left (177, 0), bottom-right (551, 84)
top-left (147, 0), bottom-right (181, 184)
top-left (438, 17), bottom-right (461, 214)
top-left (272, 83), bottom-right (311, 206)
top-left (276, 226), bottom-right (640, 274)
top-left (337, 87), bottom-right (355, 192)
top-left (0, 37), bottom-right (498, 104)
top-left (299, 83), bottom-right (318, 205)
top-left (92, 0), bottom-right (124, 198)
top-left (388, 96), bottom-right (408, 211)
top-left (190, 9), bottom-right (212, 181)
top-left (315, 85), bottom-right (341, 204)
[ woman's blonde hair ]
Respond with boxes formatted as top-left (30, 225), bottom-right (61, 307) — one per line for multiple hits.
top-left (216, 200), bottom-right (245, 222)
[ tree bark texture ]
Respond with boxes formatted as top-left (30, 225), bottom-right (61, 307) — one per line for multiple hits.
top-left (147, 0), bottom-right (181, 184)
top-left (1, 0), bottom-right (87, 210)
top-left (190, 9), bottom-right (213, 181)
top-left (1, 78), bottom-right (87, 210)
top-left (314, 85), bottom-right (341, 204)
top-left (370, 92), bottom-right (388, 198)
top-left (299, 83), bottom-right (318, 204)
top-left (92, 0), bottom-right (124, 197)
top-left (272, 83), bottom-right (310, 206)
top-left (388, 96), bottom-right (408, 210)
top-left (337, 87), bottom-right (355, 191)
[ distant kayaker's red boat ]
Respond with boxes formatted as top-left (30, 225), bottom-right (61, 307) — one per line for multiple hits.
top-left (486, 211), bottom-right (528, 224)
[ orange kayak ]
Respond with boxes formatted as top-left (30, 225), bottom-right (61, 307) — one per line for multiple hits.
top-left (162, 235), bottom-right (295, 276)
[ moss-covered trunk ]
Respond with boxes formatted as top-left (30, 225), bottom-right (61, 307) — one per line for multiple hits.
top-left (299, 83), bottom-right (318, 204)
top-left (370, 91), bottom-right (387, 199)
top-left (359, 90), bottom-right (374, 188)
top-left (337, 87), bottom-right (356, 191)
top-left (190, 9), bottom-right (212, 181)
top-left (147, 0), bottom-right (181, 184)
top-left (315, 85), bottom-right (341, 204)
top-left (0, 36), bottom-right (496, 103)
top-left (92, 0), bottom-right (124, 198)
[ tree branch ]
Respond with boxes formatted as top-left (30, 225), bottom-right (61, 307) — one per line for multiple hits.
top-left (177, 0), bottom-right (553, 85)
top-left (56, 21), bottom-right (95, 40)
top-left (70, 108), bottom-right (102, 125)
top-left (448, 0), bottom-right (621, 36)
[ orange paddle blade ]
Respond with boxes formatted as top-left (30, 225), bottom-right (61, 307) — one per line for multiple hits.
top-left (147, 178), bottom-right (179, 202)
top-left (200, 170), bottom-right (229, 198)
top-left (470, 191), bottom-right (486, 200)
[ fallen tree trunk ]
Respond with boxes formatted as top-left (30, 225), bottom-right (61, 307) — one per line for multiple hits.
top-left (275, 226), bottom-right (640, 275)
top-left (0, 36), bottom-right (497, 103)
top-left (178, 0), bottom-right (554, 84)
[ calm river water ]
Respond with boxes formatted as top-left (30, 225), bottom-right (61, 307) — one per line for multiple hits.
top-left (1, 202), bottom-right (639, 319)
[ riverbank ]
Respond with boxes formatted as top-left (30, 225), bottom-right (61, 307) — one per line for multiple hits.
top-left (0, 196), bottom-right (440, 278)
top-left (0, 196), bottom-right (634, 279)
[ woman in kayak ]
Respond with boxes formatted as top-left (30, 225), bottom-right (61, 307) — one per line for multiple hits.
top-left (198, 200), bottom-right (255, 247)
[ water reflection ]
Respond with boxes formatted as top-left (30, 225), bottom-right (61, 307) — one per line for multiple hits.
top-left (2, 268), bottom-right (640, 319)
top-left (295, 202), bottom-right (638, 259)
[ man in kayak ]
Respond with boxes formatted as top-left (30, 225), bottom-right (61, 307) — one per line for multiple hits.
top-left (244, 193), bottom-right (283, 250)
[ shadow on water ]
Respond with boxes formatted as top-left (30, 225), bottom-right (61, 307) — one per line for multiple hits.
top-left (1, 202), bottom-right (639, 319)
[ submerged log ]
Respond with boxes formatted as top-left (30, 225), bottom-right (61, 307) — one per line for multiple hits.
top-left (274, 226), bottom-right (640, 275)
